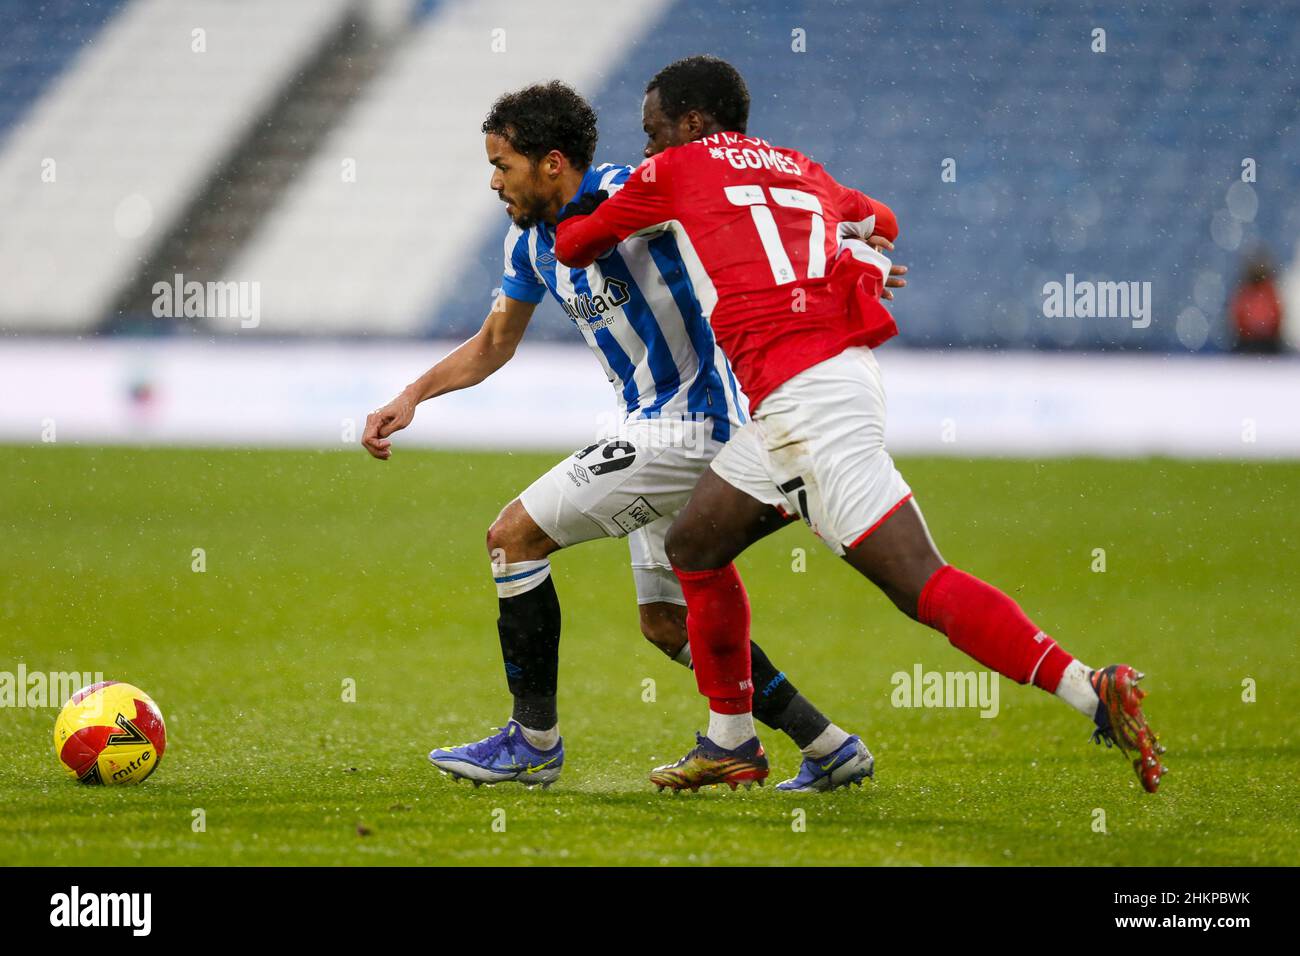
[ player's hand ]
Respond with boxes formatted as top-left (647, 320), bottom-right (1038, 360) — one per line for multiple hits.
top-left (362, 390), bottom-right (418, 460)
top-left (868, 236), bottom-right (908, 300)
top-left (556, 189), bottom-right (608, 224)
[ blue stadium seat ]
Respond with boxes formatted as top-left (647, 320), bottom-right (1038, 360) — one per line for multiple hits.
top-left (438, 0), bottom-right (1298, 352)
top-left (0, 0), bottom-right (127, 145)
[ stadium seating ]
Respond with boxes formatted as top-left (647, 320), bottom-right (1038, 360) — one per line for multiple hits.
top-left (217, 0), bottom-right (676, 335)
top-left (0, 0), bottom-right (353, 330)
top-left (0, 0), bottom-right (1296, 350)
top-left (0, 0), bottom-right (126, 145)
top-left (437, 0), bottom-right (1300, 350)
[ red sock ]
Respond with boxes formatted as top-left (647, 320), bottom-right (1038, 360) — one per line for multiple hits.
top-left (918, 565), bottom-right (1073, 692)
top-left (673, 564), bottom-right (753, 714)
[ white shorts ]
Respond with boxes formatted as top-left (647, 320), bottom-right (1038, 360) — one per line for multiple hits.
top-left (519, 417), bottom-right (726, 605)
top-left (709, 347), bottom-right (913, 556)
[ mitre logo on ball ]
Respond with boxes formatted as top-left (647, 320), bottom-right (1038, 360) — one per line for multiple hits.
top-left (53, 682), bottom-right (167, 785)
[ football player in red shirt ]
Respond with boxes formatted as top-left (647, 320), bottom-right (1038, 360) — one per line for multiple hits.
top-left (556, 56), bottom-right (1166, 795)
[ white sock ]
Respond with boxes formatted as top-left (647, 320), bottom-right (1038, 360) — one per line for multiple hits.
top-left (1055, 660), bottom-right (1100, 717)
top-left (707, 710), bottom-right (756, 750)
top-left (492, 558), bottom-right (551, 599)
top-left (673, 643), bottom-right (693, 668)
top-left (518, 723), bottom-right (559, 751)
top-left (802, 723), bottom-right (850, 760)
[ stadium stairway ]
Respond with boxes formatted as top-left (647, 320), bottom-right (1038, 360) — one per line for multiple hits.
top-left (108, 12), bottom-right (395, 332)
top-left (0, 0), bottom-right (355, 332)
top-left (215, 0), bottom-right (679, 336)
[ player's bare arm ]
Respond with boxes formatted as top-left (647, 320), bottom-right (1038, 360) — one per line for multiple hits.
top-left (361, 293), bottom-right (535, 460)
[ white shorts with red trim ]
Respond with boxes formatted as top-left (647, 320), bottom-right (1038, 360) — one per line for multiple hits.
top-left (709, 346), bottom-right (913, 556)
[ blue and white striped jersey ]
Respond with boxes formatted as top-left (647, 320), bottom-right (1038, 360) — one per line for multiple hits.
top-left (499, 162), bottom-right (746, 441)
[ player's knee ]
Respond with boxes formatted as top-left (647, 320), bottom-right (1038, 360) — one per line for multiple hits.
top-left (486, 501), bottom-right (558, 564)
top-left (485, 504), bottom-right (529, 563)
top-left (639, 605), bottom-right (687, 657)
top-left (664, 520), bottom-right (711, 572)
top-left (640, 618), bottom-right (685, 657)
top-left (484, 517), bottom-right (514, 561)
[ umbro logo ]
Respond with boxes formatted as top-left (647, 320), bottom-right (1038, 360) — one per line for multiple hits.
top-left (537, 252), bottom-right (555, 265)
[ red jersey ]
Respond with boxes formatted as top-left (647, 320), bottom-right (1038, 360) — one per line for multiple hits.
top-left (554, 132), bottom-right (899, 410)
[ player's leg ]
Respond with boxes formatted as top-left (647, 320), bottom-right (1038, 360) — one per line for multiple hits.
top-left (647, 466), bottom-right (777, 790)
top-left (841, 497), bottom-right (1166, 791)
top-left (650, 427), bottom-right (875, 791)
top-left (638, 592), bottom-right (828, 732)
top-left (628, 433), bottom-right (823, 739)
top-left (428, 448), bottom-right (612, 787)
top-left (434, 420), bottom-right (752, 788)
top-left (484, 498), bottom-right (565, 747)
top-left (633, 518), bottom-right (868, 789)
top-left (842, 496), bottom-right (1074, 686)
top-left (637, 600), bottom-right (692, 660)
top-left (785, 347), bottom-right (1166, 792)
top-left (629, 526), bottom-right (695, 663)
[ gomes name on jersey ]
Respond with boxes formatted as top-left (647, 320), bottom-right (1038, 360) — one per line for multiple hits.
top-left (701, 132), bottom-right (803, 177)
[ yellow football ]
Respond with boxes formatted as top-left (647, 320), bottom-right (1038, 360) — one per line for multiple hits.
top-left (53, 681), bottom-right (167, 785)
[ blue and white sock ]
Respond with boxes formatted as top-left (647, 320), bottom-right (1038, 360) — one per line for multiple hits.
top-left (493, 558), bottom-right (552, 598)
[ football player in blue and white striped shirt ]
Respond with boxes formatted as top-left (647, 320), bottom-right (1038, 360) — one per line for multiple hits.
top-left (361, 82), bottom-right (871, 792)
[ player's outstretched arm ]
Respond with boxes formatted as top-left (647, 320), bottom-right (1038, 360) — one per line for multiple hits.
top-left (361, 294), bottom-right (535, 460)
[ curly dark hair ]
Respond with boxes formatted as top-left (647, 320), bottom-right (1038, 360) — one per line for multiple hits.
top-left (481, 81), bottom-right (598, 170)
top-left (646, 55), bottom-right (750, 134)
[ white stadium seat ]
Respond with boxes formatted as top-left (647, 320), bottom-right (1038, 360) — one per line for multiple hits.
top-left (0, 0), bottom-right (353, 331)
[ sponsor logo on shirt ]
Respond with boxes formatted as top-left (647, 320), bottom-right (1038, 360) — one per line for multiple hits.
top-left (562, 277), bottom-right (630, 326)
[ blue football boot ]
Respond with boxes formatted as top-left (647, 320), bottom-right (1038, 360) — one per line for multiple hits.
top-left (775, 734), bottom-right (874, 792)
top-left (428, 720), bottom-right (563, 787)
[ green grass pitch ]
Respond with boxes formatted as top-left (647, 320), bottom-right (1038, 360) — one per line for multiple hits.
top-left (2, 445), bottom-right (1297, 866)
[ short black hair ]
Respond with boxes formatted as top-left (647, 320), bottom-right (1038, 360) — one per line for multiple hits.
top-left (482, 81), bottom-right (598, 170)
top-left (646, 55), bottom-right (750, 133)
